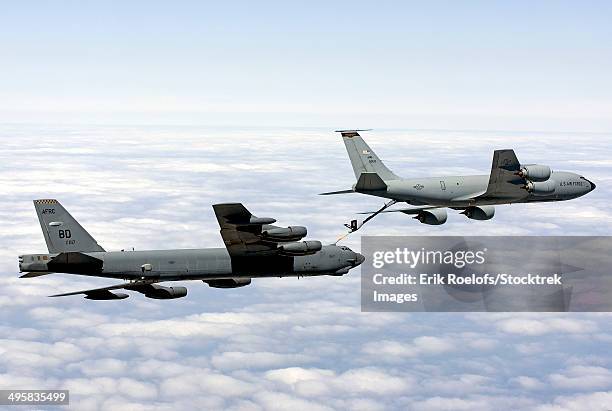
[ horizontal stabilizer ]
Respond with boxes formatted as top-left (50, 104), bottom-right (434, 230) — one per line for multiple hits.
top-left (19, 272), bottom-right (52, 278)
top-left (319, 189), bottom-right (355, 196)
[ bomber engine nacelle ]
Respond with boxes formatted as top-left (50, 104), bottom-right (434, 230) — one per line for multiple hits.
top-left (413, 208), bottom-right (447, 225)
top-left (524, 180), bottom-right (556, 196)
top-left (278, 240), bottom-right (322, 256)
top-left (461, 205), bottom-right (495, 221)
top-left (517, 164), bottom-right (551, 182)
top-left (204, 278), bottom-right (252, 288)
top-left (261, 226), bottom-right (307, 241)
top-left (143, 285), bottom-right (188, 299)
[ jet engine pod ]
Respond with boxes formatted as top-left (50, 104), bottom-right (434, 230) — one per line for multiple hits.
top-left (204, 278), bottom-right (252, 288)
top-left (413, 208), bottom-right (447, 225)
top-left (261, 226), bottom-right (307, 241)
top-left (517, 164), bottom-right (551, 182)
top-left (144, 285), bottom-right (188, 299)
top-left (461, 205), bottom-right (495, 221)
top-left (524, 180), bottom-right (556, 196)
top-left (278, 240), bottom-right (323, 256)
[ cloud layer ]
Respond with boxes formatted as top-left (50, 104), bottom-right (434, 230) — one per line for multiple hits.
top-left (1, 126), bottom-right (611, 410)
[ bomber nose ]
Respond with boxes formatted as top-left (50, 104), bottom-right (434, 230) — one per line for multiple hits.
top-left (355, 253), bottom-right (365, 266)
top-left (588, 179), bottom-right (596, 191)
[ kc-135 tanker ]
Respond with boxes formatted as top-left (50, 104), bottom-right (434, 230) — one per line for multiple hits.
top-left (322, 130), bottom-right (595, 229)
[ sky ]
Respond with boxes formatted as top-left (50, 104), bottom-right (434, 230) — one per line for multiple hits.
top-left (1, 2), bottom-right (612, 410)
top-left (1, 126), bottom-right (612, 411)
top-left (0, 1), bottom-right (611, 130)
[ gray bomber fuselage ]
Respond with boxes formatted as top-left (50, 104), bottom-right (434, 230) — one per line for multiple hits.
top-left (362, 171), bottom-right (593, 207)
top-left (20, 244), bottom-right (362, 281)
top-left (20, 200), bottom-right (366, 300)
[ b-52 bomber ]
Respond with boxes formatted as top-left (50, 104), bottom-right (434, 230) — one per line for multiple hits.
top-left (18, 200), bottom-right (364, 300)
top-left (322, 130), bottom-right (596, 229)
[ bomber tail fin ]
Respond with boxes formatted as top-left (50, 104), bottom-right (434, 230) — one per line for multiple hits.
top-left (336, 130), bottom-right (400, 182)
top-left (33, 199), bottom-right (105, 253)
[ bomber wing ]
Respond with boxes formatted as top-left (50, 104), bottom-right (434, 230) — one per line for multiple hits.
top-left (213, 203), bottom-right (297, 257)
top-left (50, 282), bottom-right (132, 298)
top-left (476, 149), bottom-right (528, 202)
top-left (49, 281), bottom-right (189, 300)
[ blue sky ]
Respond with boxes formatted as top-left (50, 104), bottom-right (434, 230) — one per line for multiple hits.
top-left (1, 1), bottom-right (611, 130)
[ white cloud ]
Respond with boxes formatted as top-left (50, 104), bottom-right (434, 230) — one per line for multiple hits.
top-left (494, 317), bottom-right (597, 336)
top-left (549, 366), bottom-right (612, 391)
top-left (362, 336), bottom-right (455, 359)
top-left (512, 376), bottom-right (546, 390)
top-left (69, 358), bottom-right (128, 377)
top-left (211, 352), bottom-right (314, 371)
top-left (1, 126), bottom-right (611, 410)
top-left (253, 391), bottom-right (333, 411)
top-left (265, 366), bottom-right (413, 399)
top-left (515, 342), bottom-right (545, 355)
top-left (534, 391), bottom-right (612, 411)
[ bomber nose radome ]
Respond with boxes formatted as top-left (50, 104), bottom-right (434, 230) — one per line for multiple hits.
top-left (355, 253), bottom-right (365, 266)
top-left (588, 179), bottom-right (596, 191)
